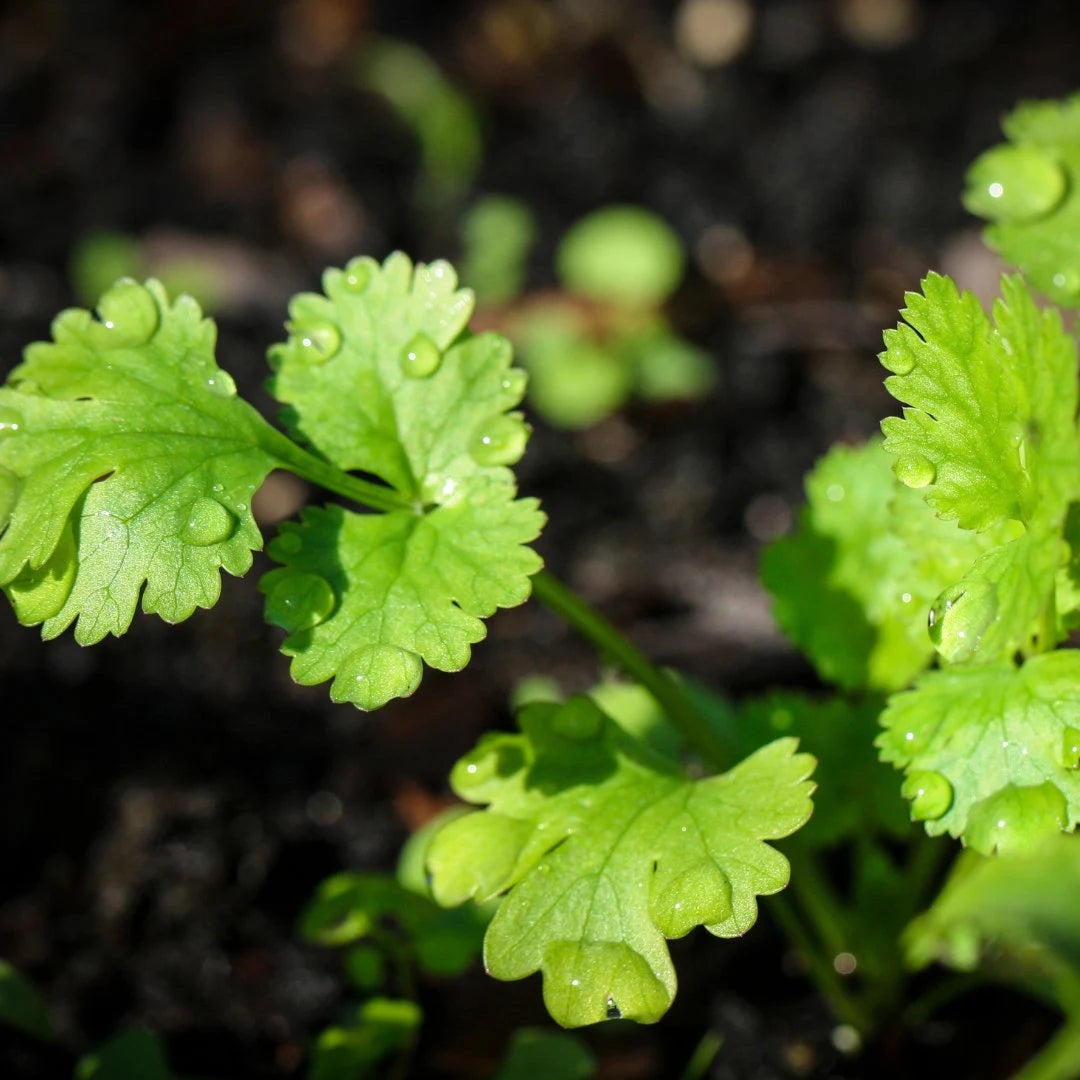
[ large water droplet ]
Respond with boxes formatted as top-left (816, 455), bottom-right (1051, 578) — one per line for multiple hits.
top-left (274, 530), bottom-right (303, 556)
top-left (265, 572), bottom-right (335, 633)
top-left (881, 340), bottom-right (915, 376)
top-left (895, 454), bottom-right (935, 489)
top-left (0, 406), bottom-right (23, 439)
top-left (552, 695), bottom-right (605, 741)
top-left (203, 369), bottom-right (237, 398)
top-left (901, 770), bottom-right (954, 821)
top-left (928, 579), bottom-right (998, 662)
top-left (333, 644), bottom-right (423, 710)
top-left (0, 467), bottom-right (19, 528)
top-left (293, 321), bottom-right (342, 363)
top-left (343, 259), bottom-right (373, 293)
top-left (400, 332), bottom-right (442, 378)
top-left (97, 279), bottom-right (160, 345)
top-left (1063, 725), bottom-right (1080, 769)
top-left (1052, 269), bottom-right (1080, 298)
top-left (966, 782), bottom-right (1068, 855)
top-left (468, 415), bottom-right (529, 467)
top-left (650, 858), bottom-right (733, 938)
top-left (183, 497), bottom-right (235, 546)
top-left (964, 144), bottom-right (1067, 222)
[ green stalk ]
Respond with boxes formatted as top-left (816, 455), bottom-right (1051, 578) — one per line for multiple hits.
top-left (1011, 1014), bottom-right (1080, 1080)
top-left (259, 424), bottom-right (415, 514)
top-left (787, 851), bottom-right (851, 959)
top-left (529, 570), bottom-right (731, 771)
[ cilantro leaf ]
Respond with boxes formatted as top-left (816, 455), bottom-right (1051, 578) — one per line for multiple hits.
top-left (262, 255), bottom-right (544, 708)
top-left (905, 838), bottom-right (1080, 1015)
top-left (268, 252), bottom-right (529, 504)
top-left (426, 696), bottom-right (814, 1027)
top-left (260, 486), bottom-right (543, 710)
top-left (878, 652), bottom-right (1080, 853)
top-left (963, 93), bottom-right (1080, 306)
top-left (0, 279), bottom-right (278, 642)
top-left (879, 274), bottom-right (1080, 663)
top-left (761, 438), bottom-right (990, 691)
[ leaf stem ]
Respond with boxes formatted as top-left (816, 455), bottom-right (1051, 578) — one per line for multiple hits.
top-left (259, 425), bottom-right (415, 514)
top-left (529, 570), bottom-right (731, 771)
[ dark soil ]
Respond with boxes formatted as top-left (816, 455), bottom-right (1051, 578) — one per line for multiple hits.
top-left (1, 1), bottom-right (1078, 1076)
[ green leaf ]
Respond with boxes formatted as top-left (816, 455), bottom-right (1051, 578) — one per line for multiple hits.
top-left (736, 692), bottom-right (910, 850)
top-left (76, 1030), bottom-right (175, 1080)
top-left (963, 93), bottom-right (1080, 306)
top-left (761, 438), bottom-right (991, 691)
top-left (261, 486), bottom-right (542, 710)
top-left (493, 1027), bottom-right (596, 1080)
top-left (905, 837), bottom-right (1080, 1014)
top-left (621, 324), bottom-right (716, 403)
top-left (878, 652), bottom-right (1080, 853)
top-left (426, 696), bottom-right (814, 1027)
top-left (309, 998), bottom-right (421, 1080)
top-left (460, 195), bottom-right (537, 306)
top-left (299, 872), bottom-right (485, 979)
top-left (0, 960), bottom-right (51, 1041)
top-left (0, 279), bottom-right (278, 643)
top-left (556, 207), bottom-right (685, 307)
top-left (263, 253), bottom-right (544, 708)
top-left (879, 273), bottom-right (1080, 663)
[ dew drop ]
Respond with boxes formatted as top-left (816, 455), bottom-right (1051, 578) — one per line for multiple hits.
top-left (0, 406), bottom-right (23, 439)
top-left (928, 579), bottom-right (998, 662)
top-left (183, 497), bottom-right (235, 546)
top-left (881, 342), bottom-right (915, 376)
top-left (97, 279), bottom-right (160, 345)
top-left (294, 321), bottom-right (342, 363)
top-left (825, 484), bottom-right (845, 502)
top-left (1052, 269), bottom-right (1080, 298)
top-left (901, 770), bottom-right (953, 821)
top-left (552, 695), bottom-right (605, 740)
top-left (266, 572), bottom-right (336, 633)
top-left (468, 415), bottom-right (529, 467)
top-left (343, 259), bottom-right (372, 293)
top-left (0, 467), bottom-right (19, 528)
top-left (274, 531), bottom-right (303, 555)
top-left (963, 144), bottom-right (1067, 222)
top-left (203, 369), bottom-right (237, 398)
top-left (895, 454), bottom-right (935, 489)
top-left (400, 332), bottom-right (442, 378)
top-left (1063, 725), bottom-right (1080, 769)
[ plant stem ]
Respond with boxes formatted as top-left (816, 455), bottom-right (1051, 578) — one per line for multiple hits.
top-left (529, 570), bottom-right (731, 771)
top-left (259, 425), bottom-right (415, 514)
top-left (768, 891), bottom-right (873, 1034)
top-left (787, 851), bottom-right (850, 958)
top-left (1011, 1014), bottom-right (1080, 1080)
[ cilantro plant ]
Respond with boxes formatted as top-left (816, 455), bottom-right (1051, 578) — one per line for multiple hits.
top-left (0, 251), bottom-right (812, 1044)
top-left (14, 86), bottom-right (1080, 1080)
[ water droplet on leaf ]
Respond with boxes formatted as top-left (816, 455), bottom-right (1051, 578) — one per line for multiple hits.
top-left (343, 259), bottom-right (372, 293)
top-left (0, 406), bottom-right (22, 439)
top-left (902, 770), bottom-right (953, 820)
top-left (274, 531), bottom-right (303, 555)
top-left (966, 782), bottom-right (1068, 855)
top-left (97, 279), bottom-right (160, 345)
top-left (928, 579), bottom-right (998, 662)
top-left (468, 415), bottom-right (529, 467)
top-left (294, 321), bottom-right (342, 363)
top-left (183, 497), bottom-right (235, 546)
top-left (266, 572), bottom-right (336, 633)
top-left (333, 644), bottom-right (423, 710)
top-left (882, 341), bottom-right (915, 375)
top-left (895, 454), bottom-right (935, 488)
top-left (1052, 269), bottom-right (1080, 297)
top-left (1063, 726), bottom-right (1080, 769)
top-left (400, 332), bottom-right (442, 378)
top-left (964, 144), bottom-right (1067, 222)
top-left (203, 369), bottom-right (237, 398)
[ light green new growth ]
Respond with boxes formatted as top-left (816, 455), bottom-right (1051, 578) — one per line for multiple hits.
top-left (0, 279), bottom-right (278, 642)
top-left (879, 653), bottom-right (1080, 854)
top-left (262, 254), bottom-right (544, 708)
top-left (964, 92), bottom-right (1080, 306)
top-left (761, 438), bottom-right (992, 691)
top-left (426, 696), bottom-right (814, 1027)
top-left (880, 273), bottom-right (1080, 664)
